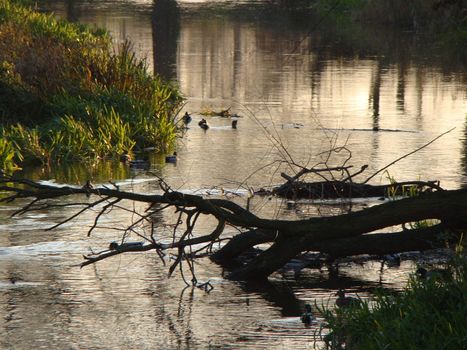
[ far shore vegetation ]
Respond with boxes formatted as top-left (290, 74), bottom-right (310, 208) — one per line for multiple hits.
top-left (0, 0), bottom-right (183, 173)
top-left (283, 0), bottom-right (466, 59)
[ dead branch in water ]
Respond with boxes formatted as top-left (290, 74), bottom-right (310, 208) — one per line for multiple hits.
top-left (1, 170), bottom-right (465, 281)
top-left (0, 129), bottom-right (460, 282)
top-left (265, 128), bottom-right (453, 199)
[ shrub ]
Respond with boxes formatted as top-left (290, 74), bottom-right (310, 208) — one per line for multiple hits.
top-left (319, 255), bottom-right (467, 350)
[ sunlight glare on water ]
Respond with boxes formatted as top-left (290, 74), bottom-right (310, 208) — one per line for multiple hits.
top-left (1, 0), bottom-right (466, 348)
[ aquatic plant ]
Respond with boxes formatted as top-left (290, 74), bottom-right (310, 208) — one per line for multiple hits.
top-left (0, 136), bottom-right (21, 172)
top-left (0, 0), bottom-right (183, 172)
top-left (1, 124), bottom-right (47, 164)
top-left (318, 254), bottom-right (467, 350)
top-left (200, 106), bottom-right (231, 117)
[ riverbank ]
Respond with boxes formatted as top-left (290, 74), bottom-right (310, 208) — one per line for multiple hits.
top-left (282, 0), bottom-right (466, 62)
top-left (319, 253), bottom-right (467, 349)
top-left (0, 0), bottom-right (183, 172)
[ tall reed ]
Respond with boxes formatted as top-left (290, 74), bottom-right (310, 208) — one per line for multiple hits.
top-left (0, 136), bottom-right (21, 172)
top-left (0, 0), bottom-right (184, 172)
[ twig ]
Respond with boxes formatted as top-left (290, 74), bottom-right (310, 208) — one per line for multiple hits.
top-left (87, 198), bottom-right (121, 236)
top-left (363, 128), bottom-right (455, 184)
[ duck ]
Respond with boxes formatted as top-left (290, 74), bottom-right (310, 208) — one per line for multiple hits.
top-left (120, 151), bottom-right (132, 162)
top-left (301, 304), bottom-right (314, 325)
top-left (82, 179), bottom-right (94, 197)
top-left (198, 118), bottom-right (209, 130)
top-left (183, 112), bottom-right (192, 126)
top-left (416, 267), bottom-right (449, 281)
top-left (335, 290), bottom-right (360, 308)
top-left (82, 179), bottom-right (93, 190)
top-left (165, 152), bottom-right (177, 163)
top-left (383, 253), bottom-right (401, 267)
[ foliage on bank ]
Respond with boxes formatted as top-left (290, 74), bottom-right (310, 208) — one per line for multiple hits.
top-left (319, 253), bottom-right (467, 350)
top-left (0, 0), bottom-right (183, 172)
top-left (311, 0), bottom-right (467, 38)
top-left (280, 0), bottom-right (466, 57)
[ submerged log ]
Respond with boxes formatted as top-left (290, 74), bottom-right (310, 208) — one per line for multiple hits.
top-left (271, 180), bottom-right (442, 199)
top-left (268, 165), bottom-right (443, 199)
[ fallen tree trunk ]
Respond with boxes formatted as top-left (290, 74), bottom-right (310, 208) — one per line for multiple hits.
top-left (1, 174), bottom-right (465, 281)
top-left (212, 224), bottom-right (447, 263)
top-left (226, 190), bottom-right (467, 280)
top-left (310, 224), bottom-right (448, 259)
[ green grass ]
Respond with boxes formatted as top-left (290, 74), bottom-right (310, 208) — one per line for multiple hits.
top-left (319, 254), bottom-right (467, 350)
top-left (0, 0), bottom-right (184, 172)
top-left (0, 136), bottom-right (21, 171)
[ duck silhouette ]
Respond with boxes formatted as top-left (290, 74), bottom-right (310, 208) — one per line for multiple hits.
top-left (383, 253), bottom-right (401, 267)
top-left (416, 267), bottom-right (449, 281)
top-left (119, 151), bottom-right (132, 162)
top-left (198, 118), bottom-right (209, 130)
top-left (335, 290), bottom-right (361, 308)
top-left (165, 152), bottom-right (177, 163)
top-left (183, 112), bottom-right (192, 126)
top-left (301, 304), bottom-right (314, 325)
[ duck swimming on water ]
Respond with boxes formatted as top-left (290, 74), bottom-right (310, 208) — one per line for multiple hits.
top-left (416, 267), bottom-right (449, 281)
top-left (335, 290), bottom-right (360, 308)
top-left (301, 304), bottom-right (314, 325)
top-left (165, 152), bottom-right (177, 163)
top-left (120, 151), bottom-right (132, 162)
top-left (183, 112), bottom-right (192, 126)
top-left (383, 253), bottom-right (401, 267)
top-left (198, 118), bottom-right (209, 130)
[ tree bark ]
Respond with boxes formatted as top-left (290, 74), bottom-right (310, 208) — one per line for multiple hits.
top-left (310, 224), bottom-right (448, 259)
top-left (1, 175), bottom-right (466, 281)
top-left (212, 229), bottom-right (275, 261)
top-left (219, 190), bottom-right (467, 279)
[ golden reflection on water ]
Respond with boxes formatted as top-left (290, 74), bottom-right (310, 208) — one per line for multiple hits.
top-left (2, 0), bottom-right (466, 348)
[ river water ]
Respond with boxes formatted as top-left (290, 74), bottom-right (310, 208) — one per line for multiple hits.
top-left (1, 0), bottom-right (466, 348)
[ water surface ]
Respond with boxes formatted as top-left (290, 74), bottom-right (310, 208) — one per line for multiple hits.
top-left (1, 0), bottom-right (466, 348)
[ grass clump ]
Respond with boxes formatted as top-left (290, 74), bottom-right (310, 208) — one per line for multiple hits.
top-left (319, 254), bottom-right (467, 350)
top-left (0, 0), bottom-right (183, 171)
top-left (0, 136), bottom-right (21, 172)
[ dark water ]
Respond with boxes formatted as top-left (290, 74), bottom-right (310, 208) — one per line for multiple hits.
top-left (1, 0), bottom-right (466, 348)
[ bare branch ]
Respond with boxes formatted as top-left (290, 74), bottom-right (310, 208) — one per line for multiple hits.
top-left (363, 127), bottom-right (455, 184)
top-left (87, 198), bottom-right (121, 236)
